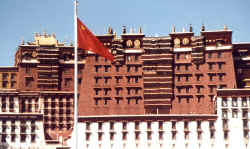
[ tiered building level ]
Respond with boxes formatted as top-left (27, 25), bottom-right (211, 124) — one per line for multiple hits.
top-left (0, 25), bottom-right (249, 149)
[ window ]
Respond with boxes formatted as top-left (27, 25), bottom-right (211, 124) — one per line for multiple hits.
top-left (95, 77), bottom-right (100, 84)
top-left (104, 88), bottom-right (110, 95)
top-left (25, 77), bottom-right (33, 87)
top-left (185, 76), bottom-right (189, 82)
top-left (122, 132), bottom-right (127, 140)
top-left (94, 88), bottom-right (100, 95)
top-left (218, 52), bottom-right (222, 58)
top-left (176, 53), bottom-right (180, 60)
top-left (232, 98), bottom-right (238, 107)
top-left (242, 110), bottom-right (248, 119)
top-left (196, 86), bottom-right (203, 93)
top-left (209, 74), bottom-right (214, 81)
top-left (186, 87), bottom-right (190, 93)
top-left (127, 56), bottom-right (132, 62)
top-left (115, 77), bottom-right (121, 84)
top-left (115, 88), bottom-right (122, 95)
top-left (177, 87), bottom-right (181, 93)
top-left (208, 63), bottom-right (213, 70)
top-left (127, 77), bottom-right (131, 83)
top-left (177, 76), bottom-right (181, 82)
top-left (11, 134), bottom-right (16, 142)
top-left (135, 55), bottom-right (138, 61)
top-left (147, 131), bottom-right (152, 140)
top-left (95, 66), bottom-right (100, 72)
top-left (196, 64), bottom-right (200, 70)
top-left (122, 122), bottom-right (127, 130)
top-left (11, 73), bottom-right (16, 80)
top-left (2, 81), bottom-right (7, 88)
top-left (104, 66), bottom-right (110, 72)
top-left (218, 74), bottom-right (223, 81)
top-left (116, 98), bottom-right (122, 104)
top-left (135, 66), bottom-right (139, 72)
top-left (222, 110), bottom-right (228, 119)
top-left (222, 97), bottom-right (227, 107)
top-left (242, 97), bottom-right (247, 107)
top-left (95, 55), bottom-right (99, 62)
top-left (208, 52), bottom-right (212, 58)
top-left (209, 86), bottom-right (214, 93)
top-left (78, 78), bottom-right (82, 85)
top-left (127, 88), bottom-right (131, 95)
top-left (176, 65), bottom-right (180, 71)
top-left (218, 63), bottom-right (223, 69)
top-left (104, 77), bottom-right (109, 84)
top-left (25, 66), bottom-right (31, 74)
top-left (21, 134), bottom-right (26, 142)
top-left (98, 122), bottom-right (103, 130)
top-left (196, 74), bottom-right (202, 81)
top-left (147, 122), bottom-right (151, 130)
top-left (64, 78), bottom-right (72, 87)
top-left (116, 65), bottom-right (121, 72)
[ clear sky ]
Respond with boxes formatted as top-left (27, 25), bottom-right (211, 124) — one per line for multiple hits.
top-left (0, 0), bottom-right (250, 66)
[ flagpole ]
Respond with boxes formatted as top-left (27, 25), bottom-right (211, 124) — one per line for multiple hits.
top-left (73, 0), bottom-right (78, 149)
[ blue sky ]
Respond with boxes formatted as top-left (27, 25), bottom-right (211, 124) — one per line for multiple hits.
top-left (0, 0), bottom-right (250, 66)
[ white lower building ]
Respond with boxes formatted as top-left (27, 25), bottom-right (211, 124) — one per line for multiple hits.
top-left (68, 89), bottom-right (250, 149)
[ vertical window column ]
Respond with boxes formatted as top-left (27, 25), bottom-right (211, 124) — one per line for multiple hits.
top-left (5, 96), bottom-right (9, 112)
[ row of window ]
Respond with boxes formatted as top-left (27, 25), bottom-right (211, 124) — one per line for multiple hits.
top-left (176, 51), bottom-right (224, 60)
top-left (94, 97), bottom-right (142, 105)
top-left (176, 73), bottom-right (226, 82)
top-left (1, 134), bottom-right (36, 143)
top-left (94, 87), bottom-right (142, 96)
top-left (94, 76), bottom-right (141, 84)
top-left (175, 62), bottom-right (225, 71)
top-left (177, 95), bottom-right (214, 103)
top-left (176, 85), bottom-right (227, 94)
top-left (86, 121), bottom-right (214, 131)
top-left (221, 97), bottom-right (249, 107)
top-left (222, 110), bottom-right (249, 119)
top-left (85, 121), bottom-right (215, 141)
top-left (95, 65), bottom-right (140, 73)
top-left (95, 55), bottom-right (139, 63)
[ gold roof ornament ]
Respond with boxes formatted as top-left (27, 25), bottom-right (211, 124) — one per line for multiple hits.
top-left (224, 25), bottom-right (228, 31)
top-left (189, 24), bottom-right (193, 32)
top-left (122, 26), bottom-right (126, 34)
top-left (70, 40), bottom-right (73, 46)
top-left (108, 26), bottom-right (112, 34)
top-left (52, 32), bottom-right (56, 38)
top-left (138, 27), bottom-right (142, 34)
top-left (171, 25), bottom-right (175, 33)
top-left (201, 24), bottom-right (205, 31)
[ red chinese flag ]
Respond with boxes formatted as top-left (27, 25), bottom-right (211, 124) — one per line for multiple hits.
top-left (77, 18), bottom-right (114, 61)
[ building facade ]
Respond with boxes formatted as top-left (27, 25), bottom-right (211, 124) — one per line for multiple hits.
top-left (0, 25), bottom-right (250, 148)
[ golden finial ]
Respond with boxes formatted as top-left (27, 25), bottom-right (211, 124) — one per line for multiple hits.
top-left (108, 26), bottom-right (112, 34)
top-left (122, 26), bottom-right (126, 34)
top-left (70, 40), bottom-right (73, 46)
top-left (138, 26), bottom-right (142, 34)
top-left (52, 32), bottom-right (56, 38)
top-left (201, 24), bottom-right (205, 31)
top-left (224, 25), bottom-right (228, 30)
top-left (171, 25), bottom-right (175, 33)
top-left (189, 24), bottom-right (193, 32)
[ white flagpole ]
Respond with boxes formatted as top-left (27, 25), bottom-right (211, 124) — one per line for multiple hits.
top-left (73, 0), bottom-right (78, 149)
